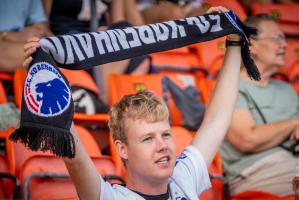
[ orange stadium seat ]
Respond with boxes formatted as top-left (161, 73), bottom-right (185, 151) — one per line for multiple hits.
top-left (231, 191), bottom-right (293, 200)
top-left (190, 37), bottom-right (226, 78)
top-left (288, 60), bottom-right (299, 94)
top-left (13, 68), bottom-right (109, 127)
top-left (16, 125), bottom-right (113, 200)
top-left (0, 128), bottom-right (20, 200)
top-left (0, 72), bottom-right (13, 81)
top-left (20, 155), bottom-right (119, 200)
top-left (150, 47), bottom-right (208, 78)
top-left (202, 0), bottom-right (247, 21)
top-left (293, 79), bottom-right (299, 95)
top-left (285, 39), bottom-right (299, 71)
top-left (251, 2), bottom-right (299, 36)
top-left (13, 125), bottom-right (101, 177)
top-left (109, 73), bottom-right (207, 127)
top-left (0, 80), bottom-right (7, 103)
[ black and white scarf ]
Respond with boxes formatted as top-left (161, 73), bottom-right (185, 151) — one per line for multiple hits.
top-left (10, 11), bottom-right (259, 158)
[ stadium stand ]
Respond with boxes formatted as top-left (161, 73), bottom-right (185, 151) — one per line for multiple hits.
top-left (150, 47), bottom-right (209, 78)
top-left (202, 0), bottom-right (247, 21)
top-left (0, 80), bottom-right (20, 199)
top-left (189, 37), bottom-right (226, 79)
top-left (15, 125), bottom-right (122, 200)
top-left (251, 2), bottom-right (299, 36)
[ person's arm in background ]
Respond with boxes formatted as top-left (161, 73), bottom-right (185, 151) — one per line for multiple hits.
top-left (191, 7), bottom-right (241, 167)
top-left (0, 0), bottom-right (52, 72)
top-left (226, 107), bottom-right (299, 153)
top-left (124, 0), bottom-right (145, 26)
top-left (42, 0), bottom-right (53, 19)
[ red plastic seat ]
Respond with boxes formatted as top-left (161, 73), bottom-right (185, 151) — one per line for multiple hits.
top-left (16, 125), bottom-right (110, 199)
top-left (202, 0), bottom-right (247, 21)
top-left (20, 155), bottom-right (117, 200)
top-left (0, 80), bottom-right (7, 103)
top-left (190, 37), bottom-right (226, 78)
top-left (0, 72), bottom-right (13, 81)
top-left (232, 191), bottom-right (293, 200)
top-left (13, 125), bottom-right (101, 177)
top-left (251, 3), bottom-right (299, 36)
top-left (0, 128), bottom-right (19, 199)
top-left (150, 47), bottom-right (208, 78)
top-left (109, 73), bottom-right (206, 126)
top-left (285, 39), bottom-right (299, 71)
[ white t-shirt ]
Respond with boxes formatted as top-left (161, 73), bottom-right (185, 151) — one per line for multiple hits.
top-left (100, 145), bottom-right (211, 200)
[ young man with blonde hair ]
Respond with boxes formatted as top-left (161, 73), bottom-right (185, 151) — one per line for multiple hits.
top-left (23, 6), bottom-right (243, 200)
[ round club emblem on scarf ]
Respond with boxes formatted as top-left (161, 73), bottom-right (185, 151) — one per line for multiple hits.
top-left (24, 62), bottom-right (71, 117)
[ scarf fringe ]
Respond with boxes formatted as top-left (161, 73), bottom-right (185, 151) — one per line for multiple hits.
top-left (241, 44), bottom-right (261, 81)
top-left (9, 126), bottom-right (76, 158)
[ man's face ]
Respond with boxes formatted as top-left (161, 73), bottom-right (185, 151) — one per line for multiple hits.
top-left (250, 20), bottom-right (288, 72)
top-left (123, 118), bottom-right (176, 183)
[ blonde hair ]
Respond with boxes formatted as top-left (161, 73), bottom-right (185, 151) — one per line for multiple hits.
top-left (108, 91), bottom-right (169, 144)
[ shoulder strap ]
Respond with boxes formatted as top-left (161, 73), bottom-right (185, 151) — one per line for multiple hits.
top-left (239, 89), bottom-right (267, 124)
top-left (240, 89), bottom-right (298, 155)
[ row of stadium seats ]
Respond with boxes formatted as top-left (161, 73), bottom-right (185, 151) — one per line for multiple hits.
top-left (0, 65), bottom-right (295, 199)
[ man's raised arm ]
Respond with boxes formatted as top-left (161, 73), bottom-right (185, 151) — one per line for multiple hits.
top-left (63, 124), bottom-right (102, 200)
top-left (191, 33), bottom-right (242, 166)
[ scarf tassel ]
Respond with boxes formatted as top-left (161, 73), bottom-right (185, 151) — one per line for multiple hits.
top-left (9, 126), bottom-right (75, 158)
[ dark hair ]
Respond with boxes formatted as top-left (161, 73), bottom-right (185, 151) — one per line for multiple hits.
top-left (244, 13), bottom-right (278, 29)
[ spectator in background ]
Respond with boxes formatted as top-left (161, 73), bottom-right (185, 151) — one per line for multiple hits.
top-left (221, 14), bottom-right (299, 196)
top-left (0, 0), bottom-right (52, 73)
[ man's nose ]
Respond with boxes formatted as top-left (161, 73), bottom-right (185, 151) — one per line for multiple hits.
top-left (156, 137), bottom-right (168, 151)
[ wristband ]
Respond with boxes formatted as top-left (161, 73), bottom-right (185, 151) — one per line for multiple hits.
top-left (225, 39), bottom-right (242, 47)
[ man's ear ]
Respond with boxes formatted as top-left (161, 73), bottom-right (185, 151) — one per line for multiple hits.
top-left (115, 140), bottom-right (128, 160)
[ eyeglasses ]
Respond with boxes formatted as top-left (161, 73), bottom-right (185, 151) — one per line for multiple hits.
top-left (251, 34), bottom-right (287, 43)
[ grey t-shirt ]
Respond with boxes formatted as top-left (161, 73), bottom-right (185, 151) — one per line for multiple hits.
top-left (100, 145), bottom-right (211, 200)
top-left (221, 79), bottom-right (299, 179)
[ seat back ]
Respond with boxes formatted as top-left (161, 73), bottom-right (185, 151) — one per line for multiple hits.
top-left (13, 125), bottom-right (101, 177)
top-left (232, 191), bottom-right (293, 200)
top-left (13, 68), bottom-right (27, 108)
top-left (285, 39), bottom-right (299, 71)
top-left (20, 155), bottom-right (117, 200)
top-left (251, 2), bottom-right (299, 36)
top-left (0, 80), bottom-right (7, 103)
top-left (190, 37), bottom-right (226, 76)
top-left (60, 69), bottom-right (99, 95)
top-left (75, 125), bottom-right (102, 158)
top-left (109, 73), bottom-right (205, 127)
top-left (203, 0), bottom-right (247, 21)
top-left (0, 128), bottom-right (18, 199)
top-left (0, 156), bottom-right (13, 199)
top-left (150, 47), bottom-right (207, 78)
